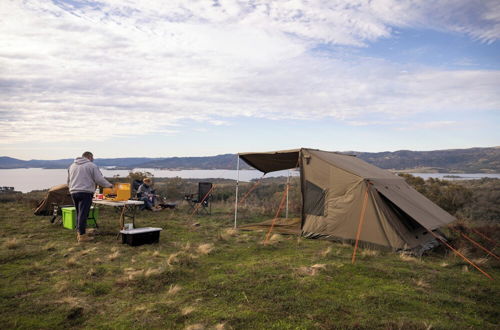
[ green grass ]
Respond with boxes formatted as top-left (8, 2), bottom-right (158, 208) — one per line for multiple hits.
top-left (0, 201), bottom-right (498, 329)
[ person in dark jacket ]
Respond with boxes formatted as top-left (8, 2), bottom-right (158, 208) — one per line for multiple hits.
top-left (137, 178), bottom-right (160, 211)
top-left (68, 151), bottom-right (113, 242)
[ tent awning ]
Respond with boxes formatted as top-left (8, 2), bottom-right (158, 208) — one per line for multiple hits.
top-left (239, 149), bottom-right (300, 173)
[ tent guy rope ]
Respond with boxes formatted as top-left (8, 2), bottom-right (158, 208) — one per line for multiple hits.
top-left (238, 174), bottom-right (265, 205)
top-left (426, 229), bottom-right (493, 280)
top-left (264, 185), bottom-right (289, 244)
top-left (351, 183), bottom-right (370, 264)
top-left (190, 184), bottom-right (216, 217)
top-left (456, 230), bottom-right (499, 260)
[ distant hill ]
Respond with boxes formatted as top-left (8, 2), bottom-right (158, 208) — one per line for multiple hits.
top-left (1, 147), bottom-right (499, 172)
top-left (0, 154), bottom-right (245, 170)
top-left (351, 147), bottom-right (500, 173)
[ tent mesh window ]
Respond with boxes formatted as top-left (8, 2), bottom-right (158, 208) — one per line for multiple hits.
top-left (304, 180), bottom-right (325, 216)
top-left (378, 193), bottom-right (421, 232)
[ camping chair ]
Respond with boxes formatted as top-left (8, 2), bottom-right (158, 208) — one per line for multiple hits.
top-left (184, 182), bottom-right (213, 215)
top-left (131, 180), bottom-right (143, 200)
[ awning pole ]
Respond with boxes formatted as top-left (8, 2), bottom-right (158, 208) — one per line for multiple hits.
top-left (285, 170), bottom-right (290, 219)
top-left (234, 155), bottom-right (240, 229)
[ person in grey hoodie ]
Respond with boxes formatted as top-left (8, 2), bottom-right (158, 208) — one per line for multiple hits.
top-left (68, 151), bottom-right (113, 242)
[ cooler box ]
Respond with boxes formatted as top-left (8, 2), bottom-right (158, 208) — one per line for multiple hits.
top-left (62, 206), bottom-right (98, 229)
top-left (103, 183), bottom-right (131, 201)
top-left (120, 227), bottom-right (162, 246)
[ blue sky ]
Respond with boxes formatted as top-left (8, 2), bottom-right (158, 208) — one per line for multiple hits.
top-left (0, 0), bottom-right (499, 159)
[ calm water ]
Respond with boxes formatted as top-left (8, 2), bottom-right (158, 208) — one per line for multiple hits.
top-left (0, 168), bottom-right (498, 193)
top-left (0, 168), bottom-right (296, 193)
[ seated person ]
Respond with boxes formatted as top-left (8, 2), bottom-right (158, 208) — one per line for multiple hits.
top-left (137, 178), bottom-right (159, 211)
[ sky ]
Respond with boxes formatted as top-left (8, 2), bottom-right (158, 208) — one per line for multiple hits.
top-left (0, 0), bottom-right (499, 160)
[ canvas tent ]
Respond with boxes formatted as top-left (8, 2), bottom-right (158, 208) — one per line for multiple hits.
top-left (238, 148), bottom-right (456, 252)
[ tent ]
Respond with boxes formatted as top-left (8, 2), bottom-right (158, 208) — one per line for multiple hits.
top-left (237, 148), bottom-right (456, 252)
top-left (34, 184), bottom-right (73, 216)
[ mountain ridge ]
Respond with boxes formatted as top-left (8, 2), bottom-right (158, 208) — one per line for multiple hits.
top-left (1, 147), bottom-right (499, 173)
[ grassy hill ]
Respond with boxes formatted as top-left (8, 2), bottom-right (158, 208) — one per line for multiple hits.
top-left (0, 198), bottom-right (498, 329)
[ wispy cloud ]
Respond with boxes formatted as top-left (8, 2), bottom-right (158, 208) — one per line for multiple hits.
top-left (396, 120), bottom-right (459, 131)
top-left (0, 0), bottom-right (499, 144)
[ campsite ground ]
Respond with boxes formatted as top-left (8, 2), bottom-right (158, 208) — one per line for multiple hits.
top-left (0, 200), bottom-right (498, 329)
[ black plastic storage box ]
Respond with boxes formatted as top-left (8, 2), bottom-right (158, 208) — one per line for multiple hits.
top-left (120, 227), bottom-right (162, 246)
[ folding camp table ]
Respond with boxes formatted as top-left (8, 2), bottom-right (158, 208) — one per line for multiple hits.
top-left (92, 200), bottom-right (144, 231)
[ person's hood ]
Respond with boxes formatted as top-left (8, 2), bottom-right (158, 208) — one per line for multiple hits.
top-left (74, 157), bottom-right (91, 165)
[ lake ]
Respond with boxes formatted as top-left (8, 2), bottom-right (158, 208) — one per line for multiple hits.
top-left (0, 168), bottom-right (296, 193)
top-left (0, 168), bottom-right (499, 193)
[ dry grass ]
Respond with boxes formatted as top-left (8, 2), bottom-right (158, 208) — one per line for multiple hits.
top-left (181, 242), bottom-right (192, 251)
top-left (167, 251), bottom-right (196, 266)
top-left (167, 284), bottom-right (182, 296)
top-left (43, 242), bottom-right (57, 251)
top-left (399, 253), bottom-right (418, 262)
top-left (108, 251), bottom-right (120, 261)
top-left (66, 256), bottom-right (79, 267)
top-left (261, 233), bottom-right (284, 245)
top-left (360, 249), bottom-right (380, 257)
top-left (423, 322), bottom-right (433, 330)
top-left (224, 228), bottom-right (238, 236)
top-left (415, 278), bottom-right (430, 289)
top-left (296, 264), bottom-right (327, 276)
top-left (87, 268), bottom-right (96, 277)
top-left (472, 258), bottom-right (489, 266)
top-left (319, 246), bottom-right (332, 257)
top-left (4, 238), bottom-right (21, 249)
top-left (181, 306), bottom-right (196, 316)
top-left (197, 243), bottom-right (214, 255)
top-left (462, 265), bottom-right (469, 273)
top-left (79, 247), bottom-right (98, 256)
top-left (54, 280), bottom-right (71, 293)
top-left (134, 303), bottom-right (154, 314)
top-left (218, 228), bottom-right (238, 241)
top-left (456, 247), bottom-right (470, 259)
top-left (144, 267), bottom-right (163, 278)
top-left (55, 296), bottom-right (86, 308)
top-left (214, 323), bottom-right (226, 330)
top-left (152, 250), bottom-right (161, 257)
top-left (185, 324), bottom-right (204, 330)
top-left (122, 268), bottom-right (147, 281)
top-left (269, 233), bottom-right (283, 242)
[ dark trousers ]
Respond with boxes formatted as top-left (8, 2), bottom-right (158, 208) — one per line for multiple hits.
top-left (71, 192), bottom-right (93, 235)
top-left (139, 195), bottom-right (156, 210)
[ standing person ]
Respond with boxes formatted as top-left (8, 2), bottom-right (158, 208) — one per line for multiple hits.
top-left (68, 151), bottom-right (113, 242)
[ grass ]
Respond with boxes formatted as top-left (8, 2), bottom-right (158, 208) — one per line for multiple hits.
top-left (0, 200), bottom-right (499, 329)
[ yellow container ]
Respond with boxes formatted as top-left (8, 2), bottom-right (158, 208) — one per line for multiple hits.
top-left (103, 183), bottom-right (131, 201)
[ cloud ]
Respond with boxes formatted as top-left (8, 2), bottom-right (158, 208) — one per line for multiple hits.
top-left (396, 120), bottom-right (459, 131)
top-left (0, 0), bottom-right (499, 143)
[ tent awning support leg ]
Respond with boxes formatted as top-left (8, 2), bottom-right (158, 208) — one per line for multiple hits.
top-left (234, 155), bottom-right (240, 229)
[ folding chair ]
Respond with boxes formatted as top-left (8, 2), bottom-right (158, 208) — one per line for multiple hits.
top-left (184, 182), bottom-right (213, 215)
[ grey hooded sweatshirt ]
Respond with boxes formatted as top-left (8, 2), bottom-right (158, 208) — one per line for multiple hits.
top-left (67, 157), bottom-right (113, 194)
